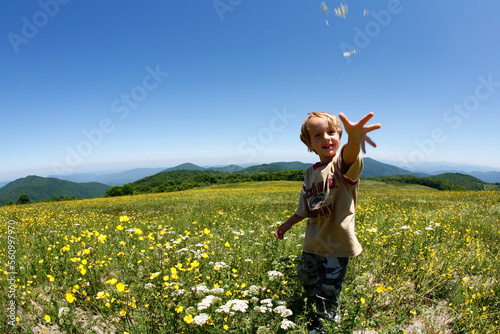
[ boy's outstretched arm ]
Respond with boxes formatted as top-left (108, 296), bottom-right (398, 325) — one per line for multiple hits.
top-left (275, 214), bottom-right (305, 239)
top-left (339, 112), bottom-right (381, 165)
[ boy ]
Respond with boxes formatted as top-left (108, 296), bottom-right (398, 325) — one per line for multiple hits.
top-left (275, 111), bottom-right (380, 332)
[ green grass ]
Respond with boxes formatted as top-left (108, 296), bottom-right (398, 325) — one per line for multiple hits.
top-left (1, 181), bottom-right (498, 333)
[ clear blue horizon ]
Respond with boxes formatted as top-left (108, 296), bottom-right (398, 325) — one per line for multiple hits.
top-left (2, 1), bottom-right (500, 181)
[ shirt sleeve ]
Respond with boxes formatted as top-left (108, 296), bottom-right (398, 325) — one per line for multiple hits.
top-left (295, 182), bottom-right (310, 218)
top-left (337, 146), bottom-right (364, 185)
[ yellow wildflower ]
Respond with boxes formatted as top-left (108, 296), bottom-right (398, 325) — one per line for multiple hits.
top-left (66, 292), bottom-right (75, 303)
top-left (149, 272), bottom-right (161, 280)
top-left (183, 314), bottom-right (193, 324)
top-left (376, 284), bottom-right (387, 293)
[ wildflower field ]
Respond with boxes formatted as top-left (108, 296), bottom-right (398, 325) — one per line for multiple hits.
top-left (1, 180), bottom-right (499, 333)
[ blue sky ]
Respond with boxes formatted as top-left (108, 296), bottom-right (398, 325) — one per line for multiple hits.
top-left (2, 0), bottom-right (500, 181)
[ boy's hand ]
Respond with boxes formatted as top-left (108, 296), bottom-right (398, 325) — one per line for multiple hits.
top-left (274, 221), bottom-right (292, 239)
top-left (339, 112), bottom-right (381, 154)
top-left (275, 215), bottom-right (304, 240)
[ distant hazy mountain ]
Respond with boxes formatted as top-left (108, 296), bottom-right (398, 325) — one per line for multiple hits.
top-left (467, 171), bottom-right (500, 184)
top-left (0, 176), bottom-right (110, 206)
top-left (49, 167), bottom-right (167, 186)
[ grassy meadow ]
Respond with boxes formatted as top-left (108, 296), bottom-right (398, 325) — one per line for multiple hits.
top-left (1, 181), bottom-right (499, 333)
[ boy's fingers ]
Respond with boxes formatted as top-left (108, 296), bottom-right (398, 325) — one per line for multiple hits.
top-left (355, 112), bottom-right (374, 127)
top-left (365, 135), bottom-right (376, 148)
top-left (366, 123), bottom-right (382, 132)
top-left (360, 112), bottom-right (374, 123)
top-left (338, 112), bottom-right (350, 126)
top-left (361, 140), bottom-right (366, 154)
top-left (340, 112), bottom-right (377, 128)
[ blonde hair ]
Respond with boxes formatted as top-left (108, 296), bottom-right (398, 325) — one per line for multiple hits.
top-left (300, 112), bottom-right (342, 152)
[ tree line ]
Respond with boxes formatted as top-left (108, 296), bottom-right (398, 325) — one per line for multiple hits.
top-left (368, 174), bottom-right (484, 191)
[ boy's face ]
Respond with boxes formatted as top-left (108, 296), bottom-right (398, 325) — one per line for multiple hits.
top-left (307, 116), bottom-right (341, 163)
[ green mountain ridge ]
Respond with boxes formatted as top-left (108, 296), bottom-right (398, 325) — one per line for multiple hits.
top-left (369, 172), bottom-right (494, 191)
top-left (210, 164), bottom-right (244, 173)
top-left (162, 163), bottom-right (205, 172)
top-left (362, 158), bottom-right (420, 178)
top-left (429, 172), bottom-right (486, 190)
top-left (239, 161), bottom-right (311, 174)
top-left (156, 160), bottom-right (409, 177)
top-left (0, 176), bottom-right (110, 206)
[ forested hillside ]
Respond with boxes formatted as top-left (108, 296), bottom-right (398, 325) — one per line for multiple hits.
top-left (128, 169), bottom-right (306, 195)
top-left (0, 176), bottom-right (109, 206)
top-left (369, 173), bottom-right (489, 191)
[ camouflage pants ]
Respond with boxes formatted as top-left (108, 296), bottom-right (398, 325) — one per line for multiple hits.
top-left (297, 252), bottom-right (349, 321)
